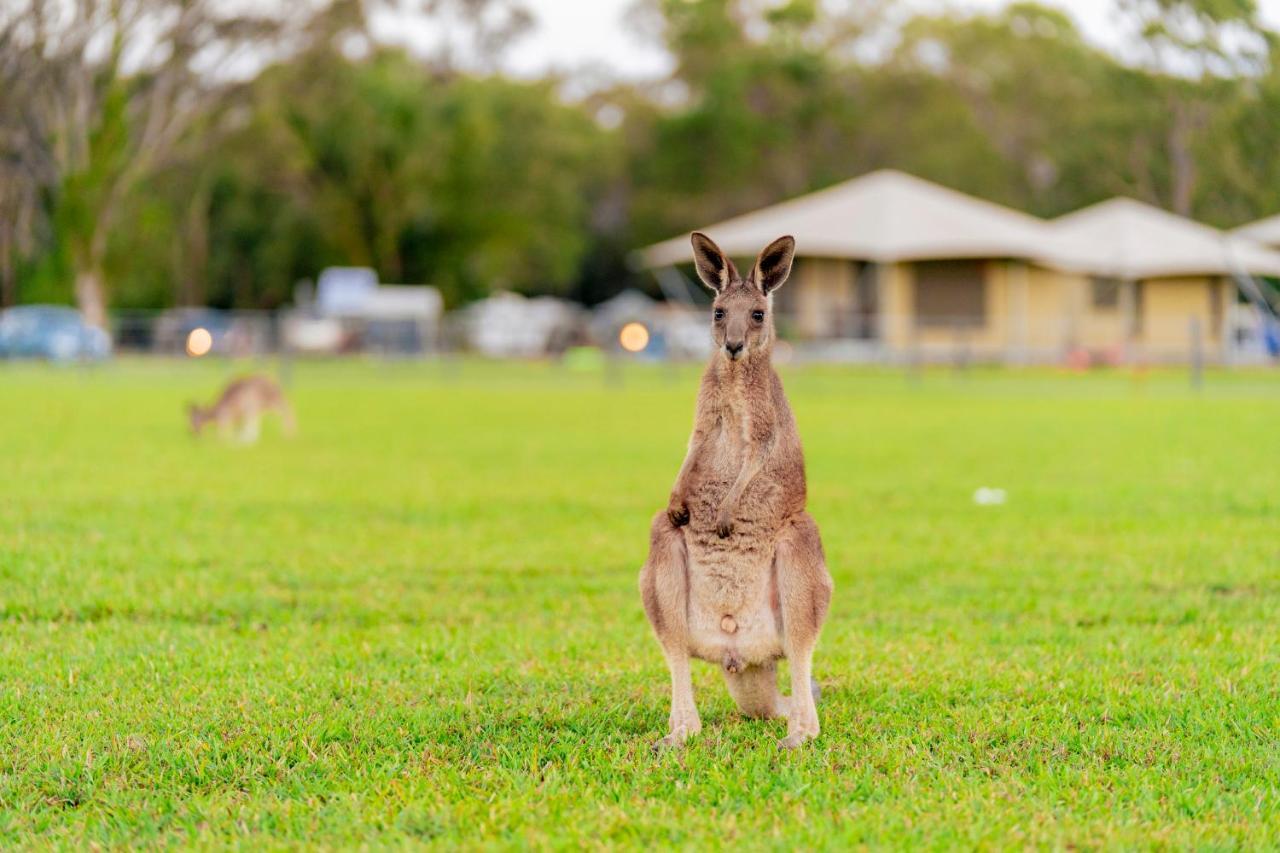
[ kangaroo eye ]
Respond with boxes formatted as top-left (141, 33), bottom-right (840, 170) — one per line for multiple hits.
top-left (713, 309), bottom-right (725, 321)
top-left (751, 310), bottom-right (765, 322)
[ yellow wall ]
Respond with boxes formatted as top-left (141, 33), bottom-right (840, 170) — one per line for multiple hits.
top-left (1058, 274), bottom-right (1227, 358)
top-left (889, 260), bottom-right (1021, 356)
top-left (790, 258), bottom-right (855, 338)
top-left (1134, 276), bottom-right (1227, 356)
top-left (879, 261), bottom-right (911, 347)
top-left (1065, 275), bottom-right (1127, 352)
top-left (783, 257), bottom-right (1232, 361)
top-left (794, 258), bottom-right (1051, 356)
top-left (1025, 266), bottom-right (1076, 353)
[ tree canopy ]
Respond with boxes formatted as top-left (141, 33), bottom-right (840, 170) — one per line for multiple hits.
top-left (4, 0), bottom-right (1280, 314)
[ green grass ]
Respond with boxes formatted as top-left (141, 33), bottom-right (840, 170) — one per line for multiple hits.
top-left (3, 359), bottom-right (1280, 847)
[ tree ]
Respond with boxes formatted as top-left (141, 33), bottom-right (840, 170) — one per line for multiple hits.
top-left (1116, 0), bottom-right (1272, 215)
top-left (623, 0), bottom-right (874, 242)
top-left (0, 0), bottom-right (293, 324)
top-left (885, 5), bottom-right (1119, 214)
top-left (146, 46), bottom-right (615, 308)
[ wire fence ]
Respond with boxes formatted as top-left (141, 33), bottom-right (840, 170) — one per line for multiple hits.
top-left (1, 301), bottom-right (1275, 368)
top-left (94, 305), bottom-right (1278, 368)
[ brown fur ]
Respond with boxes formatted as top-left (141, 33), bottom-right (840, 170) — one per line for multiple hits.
top-left (639, 232), bottom-right (833, 751)
top-left (188, 375), bottom-right (295, 443)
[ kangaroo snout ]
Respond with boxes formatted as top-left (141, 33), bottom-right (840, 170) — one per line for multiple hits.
top-left (725, 341), bottom-right (744, 359)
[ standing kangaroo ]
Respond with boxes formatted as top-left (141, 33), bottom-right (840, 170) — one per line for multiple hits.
top-left (639, 232), bottom-right (833, 751)
top-left (188, 375), bottom-right (296, 443)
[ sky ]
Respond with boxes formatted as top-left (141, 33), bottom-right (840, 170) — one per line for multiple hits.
top-left (489, 0), bottom-right (1280, 80)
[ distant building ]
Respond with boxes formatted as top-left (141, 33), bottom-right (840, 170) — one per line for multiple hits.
top-left (316, 267), bottom-right (380, 316)
top-left (1044, 199), bottom-right (1280, 361)
top-left (640, 170), bottom-right (1057, 360)
top-left (298, 267), bottom-right (442, 354)
top-left (638, 170), bottom-right (1280, 363)
top-left (1234, 214), bottom-right (1280, 250)
top-left (465, 292), bottom-right (583, 358)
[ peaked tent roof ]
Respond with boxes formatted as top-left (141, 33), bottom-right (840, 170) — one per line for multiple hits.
top-left (1233, 213), bottom-right (1280, 248)
top-left (1044, 198), bottom-right (1280, 279)
top-left (638, 169), bottom-right (1053, 267)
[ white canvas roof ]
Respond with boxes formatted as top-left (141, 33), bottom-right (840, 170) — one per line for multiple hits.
top-left (1044, 198), bottom-right (1280, 279)
top-left (638, 169), bottom-right (1052, 267)
top-left (1233, 213), bottom-right (1280, 248)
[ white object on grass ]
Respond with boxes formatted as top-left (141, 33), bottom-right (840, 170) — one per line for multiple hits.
top-left (973, 487), bottom-right (1007, 506)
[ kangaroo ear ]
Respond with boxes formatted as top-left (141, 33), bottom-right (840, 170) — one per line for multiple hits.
top-left (690, 232), bottom-right (738, 293)
top-left (751, 235), bottom-right (796, 294)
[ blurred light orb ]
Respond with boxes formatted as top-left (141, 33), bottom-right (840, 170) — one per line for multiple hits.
top-left (186, 327), bottom-right (213, 357)
top-left (619, 322), bottom-right (649, 353)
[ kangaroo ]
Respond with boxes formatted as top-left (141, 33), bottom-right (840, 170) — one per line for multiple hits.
top-left (639, 232), bottom-right (833, 751)
top-left (188, 375), bottom-right (295, 443)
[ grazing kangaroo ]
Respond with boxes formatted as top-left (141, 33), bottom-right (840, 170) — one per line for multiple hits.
top-left (639, 232), bottom-right (833, 751)
top-left (188, 375), bottom-right (295, 443)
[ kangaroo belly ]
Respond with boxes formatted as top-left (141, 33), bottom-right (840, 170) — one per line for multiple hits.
top-left (686, 555), bottom-right (783, 666)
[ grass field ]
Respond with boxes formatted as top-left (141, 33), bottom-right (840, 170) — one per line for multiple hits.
top-left (3, 359), bottom-right (1280, 847)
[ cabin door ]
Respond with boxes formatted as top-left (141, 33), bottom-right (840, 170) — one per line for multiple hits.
top-left (851, 261), bottom-right (879, 339)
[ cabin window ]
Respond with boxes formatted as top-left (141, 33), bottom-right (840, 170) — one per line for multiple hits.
top-left (913, 260), bottom-right (986, 328)
top-left (1209, 278), bottom-right (1224, 338)
top-left (853, 261), bottom-right (878, 339)
top-left (1091, 277), bottom-right (1122, 309)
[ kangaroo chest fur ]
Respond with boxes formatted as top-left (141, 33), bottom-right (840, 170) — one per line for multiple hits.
top-left (682, 371), bottom-right (799, 668)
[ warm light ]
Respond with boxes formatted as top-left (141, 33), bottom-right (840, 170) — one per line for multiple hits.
top-left (618, 322), bottom-right (649, 353)
top-left (186, 327), bottom-right (213, 357)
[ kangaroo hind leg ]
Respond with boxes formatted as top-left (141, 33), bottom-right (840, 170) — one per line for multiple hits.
top-left (237, 414), bottom-right (261, 445)
top-left (639, 510), bottom-right (700, 751)
top-left (774, 512), bottom-right (833, 749)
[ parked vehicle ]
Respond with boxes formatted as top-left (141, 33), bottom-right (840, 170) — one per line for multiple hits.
top-left (0, 305), bottom-right (111, 361)
top-left (308, 267), bottom-right (444, 355)
top-left (465, 292), bottom-right (584, 357)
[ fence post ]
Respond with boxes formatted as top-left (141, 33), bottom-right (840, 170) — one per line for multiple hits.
top-left (605, 348), bottom-right (623, 388)
top-left (952, 319), bottom-right (970, 376)
top-left (905, 320), bottom-right (920, 385)
top-left (1189, 315), bottom-right (1203, 391)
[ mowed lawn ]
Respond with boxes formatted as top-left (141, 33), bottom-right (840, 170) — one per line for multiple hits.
top-left (2, 359), bottom-right (1280, 847)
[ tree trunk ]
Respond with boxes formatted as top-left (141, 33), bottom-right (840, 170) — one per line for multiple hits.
top-left (176, 180), bottom-right (211, 305)
top-left (73, 218), bottom-right (112, 326)
top-left (1168, 99), bottom-right (1197, 217)
top-left (75, 267), bottom-right (108, 328)
top-left (0, 234), bottom-right (14, 308)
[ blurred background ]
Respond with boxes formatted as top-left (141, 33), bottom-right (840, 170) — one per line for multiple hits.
top-left (7, 6), bottom-right (1280, 843)
top-left (3, 0), bottom-right (1280, 367)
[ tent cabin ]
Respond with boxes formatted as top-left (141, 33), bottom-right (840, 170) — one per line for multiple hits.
top-left (638, 171), bottom-right (1280, 362)
top-left (1045, 199), bottom-right (1280, 361)
top-left (1234, 213), bottom-right (1280, 249)
top-left (638, 170), bottom-right (1067, 361)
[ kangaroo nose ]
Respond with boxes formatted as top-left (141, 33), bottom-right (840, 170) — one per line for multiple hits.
top-left (725, 341), bottom-right (744, 357)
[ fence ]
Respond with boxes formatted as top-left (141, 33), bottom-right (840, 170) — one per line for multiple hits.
top-left (111, 309), bottom-right (450, 359)
top-left (96, 304), bottom-right (1277, 368)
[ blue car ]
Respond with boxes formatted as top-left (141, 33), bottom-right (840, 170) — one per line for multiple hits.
top-left (0, 305), bottom-right (112, 361)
